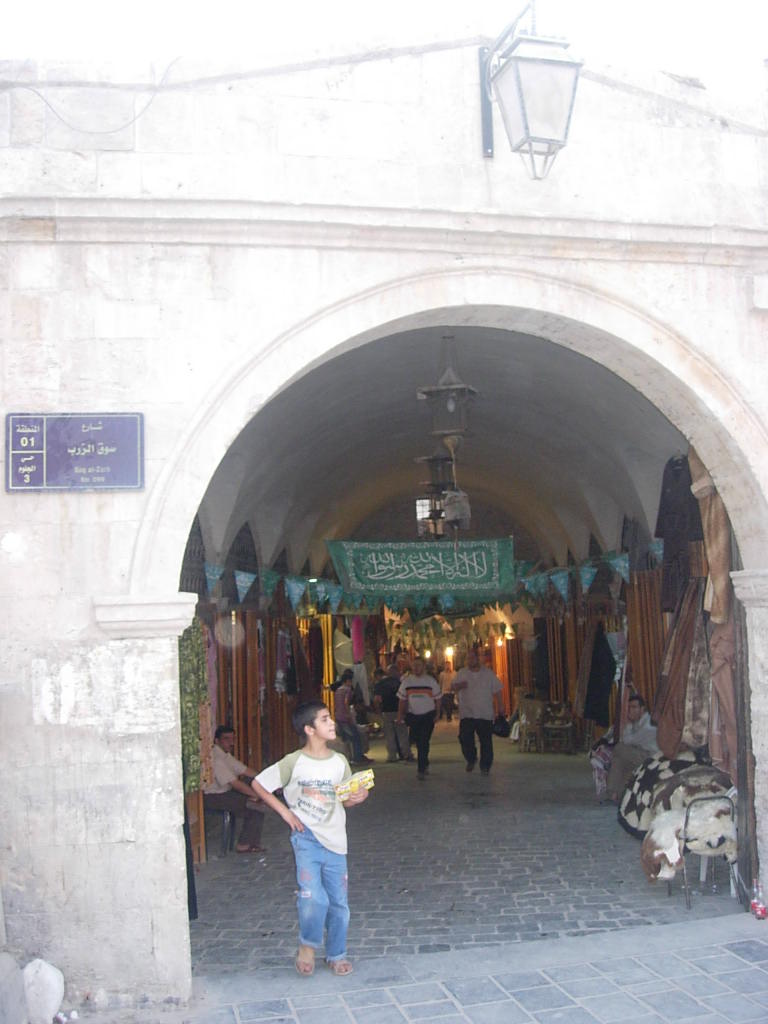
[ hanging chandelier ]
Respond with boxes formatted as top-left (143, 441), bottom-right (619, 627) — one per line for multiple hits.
top-left (415, 338), bottom-right (477, 539)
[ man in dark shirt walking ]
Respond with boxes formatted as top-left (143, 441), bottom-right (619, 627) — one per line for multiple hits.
top-left (373, 665), bottom-right (410, 762)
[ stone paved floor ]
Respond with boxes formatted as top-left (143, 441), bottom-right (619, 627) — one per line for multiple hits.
top-left (77, 723), bottom-right (768, 1024)
top-left (190, 721), bottom-right (741, 973)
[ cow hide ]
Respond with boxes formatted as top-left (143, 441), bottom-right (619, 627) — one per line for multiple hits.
top-left (640, 796), bottom-right (736, 883)
top-left (641, 810), bottom-right (685, 881)
top-left (618, 750), bottom-right (700, 839)
top-left (650, 764), bottom-right (733, 813)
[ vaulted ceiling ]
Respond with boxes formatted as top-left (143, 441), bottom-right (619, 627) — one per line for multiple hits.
top-left (199, 326), bottom-right (685, 574)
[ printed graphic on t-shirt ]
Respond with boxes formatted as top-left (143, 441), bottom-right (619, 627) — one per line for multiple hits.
top-left (294, 775), bottom-right (336, 824)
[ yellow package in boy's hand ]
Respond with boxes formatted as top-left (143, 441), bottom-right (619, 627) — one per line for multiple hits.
top-left (335, 769), bottom-right (375, 801)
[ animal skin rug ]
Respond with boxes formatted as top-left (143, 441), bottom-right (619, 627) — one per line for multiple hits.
top-left (641, 798), bottom-right (737, 883)
top-left (618, 750), bottom-right (700, 839)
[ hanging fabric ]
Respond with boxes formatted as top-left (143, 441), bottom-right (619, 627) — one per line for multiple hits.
top-left (308, 621), bottom-right (324, 691)
top-left (178, 618), bottom-right (209, 793)
top-left (350, 616), bottom-right (366, 662)
top-left (274, 627), bottom-right (290, 693)
top-left (654, 454), bottom-right (704, 612)
top-left (333, 624), bottom-right (354, 678)
top-left (653, 578), bottom-right (706, 758)
top-left (680, 586), bottom-right (712, 750)
top-left (573, 621), bottom-right (596, 718)
top-left (688, 446), bottom-right (732, 625)
top-left (319, 613), bottom-right (335, 690)
top-left (709, 613), bottom-right (738, 783)
top-left (582, 623), bottom-right (617, 728)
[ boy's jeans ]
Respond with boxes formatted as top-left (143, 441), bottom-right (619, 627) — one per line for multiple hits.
top-left (290, 827), bottom-right (349, 962)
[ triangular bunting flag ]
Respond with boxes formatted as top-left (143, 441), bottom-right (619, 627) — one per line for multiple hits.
top-left (648, 539), bottom-right (664, 564)
top-left (326, 582), bottom-right (344, 613)
top-left (259, 568), bottom-right (281, 598)
top-left (234, 570), bottom-right (257, 603)
top-left (579, 565), bottom-right (598, 592)
top-left (607, 553), bottom-right (630, 583)
top-left (550, 569), bottom-right (570, 602)
top-left (204, 562), bottom-right (225, 594)
top-left (285, 576), bottom-right (307, 610)
top-left (523, 574), bottom-right (547, 598)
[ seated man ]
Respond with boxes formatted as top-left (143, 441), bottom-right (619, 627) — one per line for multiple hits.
top-left (606, 694), bottom-right (660, 802)
top-left (203, 725), bottom-right (266, 853)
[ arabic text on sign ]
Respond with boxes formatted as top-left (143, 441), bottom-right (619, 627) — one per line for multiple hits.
top-left (361, 549), bottom-right (489, 582)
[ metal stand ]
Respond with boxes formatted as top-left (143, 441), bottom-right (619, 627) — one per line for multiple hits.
top-left (679, 794), bottom-right (737, 910)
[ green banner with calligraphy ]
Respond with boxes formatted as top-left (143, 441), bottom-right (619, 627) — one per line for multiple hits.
top-left (326, 539), bottom-right (517, 600)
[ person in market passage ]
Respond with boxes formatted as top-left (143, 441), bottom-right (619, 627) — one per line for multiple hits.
top-left (372, 666), bottom-right (409, 762)
top-left (606, 693), bottom-right (661, 802)
top-left (396, 656), bottom-right (441, 780)
top-left (251, 700), bottom-right (369, 978)
top-left (437, 661), bottom-right (457, 721)
top-left (452, 648), bottom-right (504, 775)
top-left (203, 725), bottom-right (266, 853)
top-left (386, 655), bottom-right (415, 761)
top-left (333, 670), bottom-right (373, 766)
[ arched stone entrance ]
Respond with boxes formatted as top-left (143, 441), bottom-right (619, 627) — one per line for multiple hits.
top-left (123, 266), bottom-right (768, 987)
top-left (131, 266), bottom-right (768, 599)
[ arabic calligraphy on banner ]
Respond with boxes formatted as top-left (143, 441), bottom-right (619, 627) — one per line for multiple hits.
top-left (327, 539), bottom-right (516, 595)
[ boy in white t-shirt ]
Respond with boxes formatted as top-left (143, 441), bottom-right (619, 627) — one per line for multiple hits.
top-left (251, 700), bottom-right (369, 978)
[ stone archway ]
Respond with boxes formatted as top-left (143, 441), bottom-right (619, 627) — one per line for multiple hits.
top-left (131, 264), bottom-right (768, 598)
top-left (122, 265), bottom-right (768, 970)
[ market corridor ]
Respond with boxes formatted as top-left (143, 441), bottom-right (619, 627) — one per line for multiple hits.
top-left (189, 721), bottom-right (741, 975)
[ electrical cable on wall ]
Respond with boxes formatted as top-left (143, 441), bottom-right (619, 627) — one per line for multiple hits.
top-left (6, 56), bottom-right (181, 135)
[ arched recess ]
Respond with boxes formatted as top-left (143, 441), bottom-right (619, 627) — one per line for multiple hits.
top-left (129, 265), bottom-right (768, 598)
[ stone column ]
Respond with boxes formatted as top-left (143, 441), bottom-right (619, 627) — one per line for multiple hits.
top-left (2, 593), bottom-right (197, 1009)
top-left (731, 569), bottom-right (768, 874)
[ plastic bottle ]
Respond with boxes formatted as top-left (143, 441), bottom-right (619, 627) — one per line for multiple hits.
top-left (751, 878), bottom-right (767, 919)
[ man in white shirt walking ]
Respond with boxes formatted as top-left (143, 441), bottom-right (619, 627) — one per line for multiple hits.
top-left (396, 656), bottom-right (441, 780)
top-left (452, 649), bottom-right (503, 775)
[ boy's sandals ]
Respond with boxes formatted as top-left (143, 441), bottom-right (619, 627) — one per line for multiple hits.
top-left (326, 958), bottom-right (354, 976)
top-left (235, 844), bottom-right (266, 853)
top-left (295, 946), bottom-right (315, 976)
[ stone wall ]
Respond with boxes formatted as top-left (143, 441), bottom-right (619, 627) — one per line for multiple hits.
top-left (1, 49), bottom-right (767, 1004)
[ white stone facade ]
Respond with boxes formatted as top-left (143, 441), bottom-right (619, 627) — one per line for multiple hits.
top-left (1, 49), bottom-right (767, 1004)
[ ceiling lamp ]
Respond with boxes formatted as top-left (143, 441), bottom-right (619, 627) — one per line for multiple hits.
top-left (415, 338), bottom-right (477, 540)
top-left (483, 1), bottom-right (582, 179)
top-left (415, 449), bottom-right (453, 539)
top-left (416, 337), bottom-right (477, 446)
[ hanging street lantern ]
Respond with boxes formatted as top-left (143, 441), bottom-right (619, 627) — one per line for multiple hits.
top-left (415, 449), bottom-right (453, 539)
top-left (416, 337), bottom-right (477, 445)
top-left (415, 339), bottom-right (477, 540)
top-left (483, 1), bottom-right (582, 179)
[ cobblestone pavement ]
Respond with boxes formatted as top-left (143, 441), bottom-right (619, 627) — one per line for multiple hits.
top-left (78, 723), bottom-right (768, 1024)
top-left (190, 722), bottom-right (741, 973)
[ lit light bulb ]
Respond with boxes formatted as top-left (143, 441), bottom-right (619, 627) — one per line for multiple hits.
top-left (424, 649), bottom-right (431, 660)
top-left (446, 394), bottom-right (457, 414)
top-left (445, 645), bottom-right (454, 658)
top-left (496, 637), bottom-right (504, 647)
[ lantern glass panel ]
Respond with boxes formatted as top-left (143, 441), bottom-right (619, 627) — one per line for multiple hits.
top-left (429, 396), bottom-right (468, 437)
top-left (515, 57), bottom-right (578, 142)
top-left (491, 59), bottom-right (526, 149)
top-left (491, 38), bottom-right (581, 152)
